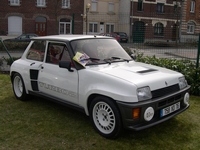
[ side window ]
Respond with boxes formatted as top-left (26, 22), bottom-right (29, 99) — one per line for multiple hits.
top-left (46, 42), bottom-right (71, 64)
top-left (26, 41), bottom-right (46, 61)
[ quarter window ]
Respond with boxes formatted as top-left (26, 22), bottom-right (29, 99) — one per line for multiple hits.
top-left (10, 0), bottom-right (20, 6)
top-left (157, 3), bottom-right (164, 13)
top-left (187, 21), bottom-right (195, 34)
top-left (154, 23), bottom-right (164, 36)
top-left (36, 0), bottom-right (46, 7)
top-left (190, 0), bottom-right (195, 13)
top-left (89, 23), bottom-right (98, 33)
top-left (26, 41), bottom-right (46, 62)
top-left (62, 0), bottom-right (70, 8)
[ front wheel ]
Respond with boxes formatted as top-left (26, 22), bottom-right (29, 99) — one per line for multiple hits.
top-left (89, 96), bottom-right (122, 139)
top-left (12, 73), bottom-right (28, 101)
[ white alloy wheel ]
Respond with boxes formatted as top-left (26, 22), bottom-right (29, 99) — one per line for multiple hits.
top-left (89, 96), bottom-right (122, 139)
top-left (13, 75), bottom-right (23, 98)
top-left (12, 73), bottom-right (28, 101)
top-left (93, 101), bottom-right (116, 134)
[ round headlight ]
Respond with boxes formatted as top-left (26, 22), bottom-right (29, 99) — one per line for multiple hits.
top-left (144, 107), bottom-right (154, 121)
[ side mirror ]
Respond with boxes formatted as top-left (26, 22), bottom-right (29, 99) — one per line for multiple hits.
top-left (59, 61), bottom-right (74, 72)
top-left (131, 54), bottom-right (136, 60)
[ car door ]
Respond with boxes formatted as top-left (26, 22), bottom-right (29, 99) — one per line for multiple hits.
top-left (37, 42), bottom-right (79, 104)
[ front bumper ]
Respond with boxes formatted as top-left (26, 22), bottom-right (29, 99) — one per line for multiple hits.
top-left (116, 86), bottom-right (190, 131)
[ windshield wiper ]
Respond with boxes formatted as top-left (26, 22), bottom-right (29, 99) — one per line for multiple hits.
top-left (104, 57), bottom-right (130, 63)
top-left (111, 56), bottom-right (130, 62)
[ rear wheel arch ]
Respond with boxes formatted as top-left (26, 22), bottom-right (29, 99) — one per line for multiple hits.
top-left (11, 72), bottom-right (29, 101)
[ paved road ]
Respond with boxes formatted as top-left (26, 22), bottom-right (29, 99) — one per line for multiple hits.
top-left (1, 51), bottom-right (23, 58)
top-left (121, 43), bottom-right (198, 60)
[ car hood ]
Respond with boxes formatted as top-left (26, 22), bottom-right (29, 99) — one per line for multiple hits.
top-left (88, 61), bottom-right (182, 90)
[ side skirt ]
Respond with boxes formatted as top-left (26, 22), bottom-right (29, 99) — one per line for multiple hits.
top-left (28, 90), bottom-right (86, 114)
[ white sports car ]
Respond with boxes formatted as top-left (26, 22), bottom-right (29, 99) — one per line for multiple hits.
top-left (10, 35), bottom-right (190, 139)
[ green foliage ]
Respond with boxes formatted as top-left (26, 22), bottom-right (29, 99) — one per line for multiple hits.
top-left (0, 41), bottom-right (29, 51)
top-left (2, 56), bottom-right (20, 66)
top-left (135, 52), bottom-right (200, 96)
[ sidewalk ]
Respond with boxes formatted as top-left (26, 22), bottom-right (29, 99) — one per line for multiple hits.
top-left (0, 35), bottom-right (17, 41)
top-left (165, 51), bottom-right (197, 60)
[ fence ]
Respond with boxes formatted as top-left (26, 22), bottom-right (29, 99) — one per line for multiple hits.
top-left (86, 12), bottom-right (200, 64)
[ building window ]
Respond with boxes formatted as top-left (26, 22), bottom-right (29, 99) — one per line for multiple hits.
top-left (9, 0), bottom-right (20, 6)
top-left (108, 2), bottom-right (114, 12)
top-left (137, 0), bottom-right (143, 11)
top-left (187, 21), bottom-right (195, 34)
top-left (157, 3), bottom-right (164, 13)
top-left (154, 23), bottom-right (164, 36)
top-left (190, 0), bottom-right (195, 13)
top-left (91, 1), bottom-right (97, 11)
top-left (106, 23), bottom-right (114, 33)
top-left (89, 23), bottom-right (98, 33)
top-left (62, 0), bottom-right (70, 8)
top-left (59, 18), bottom-right (71, 34)
top-left (36, 0), bottom-right (46, 7)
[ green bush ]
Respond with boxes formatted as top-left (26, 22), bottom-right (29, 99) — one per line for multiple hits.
top-left (123, 47), bottom-right (200, 96)
top-left (2, 57), bottom-right (20, 66)
top-left (0, 41), bottom-right (29, 51)
top-left (135, 52), bottom-right (200, 96)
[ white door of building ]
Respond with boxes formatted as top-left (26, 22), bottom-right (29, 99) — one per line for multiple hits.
top-left (8, 16), bottom-right (22, 35)
top-left (100, 23), bottom-right (104, 34)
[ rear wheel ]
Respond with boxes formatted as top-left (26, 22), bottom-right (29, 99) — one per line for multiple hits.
top-left (89, 96), bottom-right (122, 139)
top-left (12, 73), bottom-right (28, 101)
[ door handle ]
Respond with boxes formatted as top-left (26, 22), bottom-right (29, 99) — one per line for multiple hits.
top-left (30, 62), bottom-right (35, 66)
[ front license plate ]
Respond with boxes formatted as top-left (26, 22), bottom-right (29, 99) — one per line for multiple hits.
top-left (160, 102), bottom-right (180, 117)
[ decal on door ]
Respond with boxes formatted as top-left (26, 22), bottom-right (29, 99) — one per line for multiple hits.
top-left (38, 81), bottom-right (77, 98)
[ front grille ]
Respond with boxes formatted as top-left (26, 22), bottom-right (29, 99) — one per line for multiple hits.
top-left (152, 84), bottom-right (180, 99)
top-left (158, 94), bottom-right (182, 107)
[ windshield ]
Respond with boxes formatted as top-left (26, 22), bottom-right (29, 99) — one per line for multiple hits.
top-left (70, 38), bottom-right (132, 65)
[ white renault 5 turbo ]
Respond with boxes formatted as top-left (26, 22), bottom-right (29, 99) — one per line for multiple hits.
top-left (10, 35), bottom-right (190, 139)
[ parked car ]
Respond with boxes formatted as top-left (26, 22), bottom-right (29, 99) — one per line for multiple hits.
top-left (114, 32), bottom-right (128, 43)
top-left (10, 35), bottom-right (190, 139)
top-left (101, 33), bottom-right (120, 42)
top-left (4, 33), bottom-right (38, 42)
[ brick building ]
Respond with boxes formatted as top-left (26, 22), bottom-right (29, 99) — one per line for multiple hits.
top-left (181, 0), bottom-right (200, 42)
top-left (0, 0), bottom-right (84, 36)
top-left (130, 0), bottom-right (182, 43)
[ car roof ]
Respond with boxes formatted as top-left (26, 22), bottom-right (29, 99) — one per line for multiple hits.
top-left (32, 34), bottom-right (112, 41)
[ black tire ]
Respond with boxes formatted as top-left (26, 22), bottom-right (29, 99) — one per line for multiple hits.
top-left (12, 73), bottom-right (28, 101)
top-left (89, 96), bottom-right (122, 139)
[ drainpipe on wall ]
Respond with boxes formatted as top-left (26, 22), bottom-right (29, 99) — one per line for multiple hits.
top-left (72, 13), bottom-right (74, 34)
top-left (179, 0), bottom-right (184, 43)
